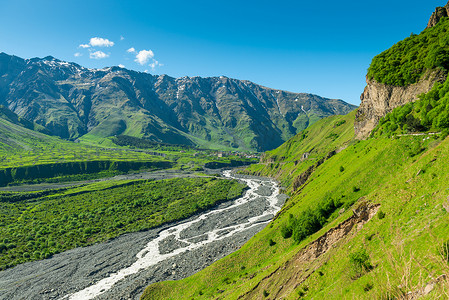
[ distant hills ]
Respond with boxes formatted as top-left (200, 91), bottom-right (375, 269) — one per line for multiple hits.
top-left (0, 53), bottom-right (356, 151)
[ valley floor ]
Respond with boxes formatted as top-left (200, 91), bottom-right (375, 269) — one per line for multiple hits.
top-left (0, 171), bottom-right (287, 300)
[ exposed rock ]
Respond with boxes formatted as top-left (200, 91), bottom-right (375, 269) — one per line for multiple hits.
top-left (292, 150), bottom-right (336, 191)
top-left (239, 203), bottom-right (380, 299)
top-left (300, 152), bottom-right (310, 162)
top-left (354, 70), bottom-right (446, 139)
top-left (427, 1), bottom-right (449, 29)
top-left (0, 53), bottom-right (356, 151)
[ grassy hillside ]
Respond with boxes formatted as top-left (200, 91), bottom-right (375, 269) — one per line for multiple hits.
top-left (141, 110), bottom-right (449, 299)
top-left (243, 110), bottom-right (356, 190)
top-left (367, 17), bottom-right (449, 86)
top-left (0, 110), bottom-right (258, 187)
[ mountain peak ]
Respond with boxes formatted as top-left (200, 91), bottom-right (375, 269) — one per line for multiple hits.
top-left (427, 1), bottom-right (449, 28)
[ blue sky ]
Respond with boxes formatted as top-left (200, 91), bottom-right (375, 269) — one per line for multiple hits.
top-left (0, 0), bottom-right (445, 105)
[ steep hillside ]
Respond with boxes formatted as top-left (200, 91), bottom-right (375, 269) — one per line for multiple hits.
top-left (355, 1), bottom-right (449, 139)
top-left (0, 53), bottom-right (356, 151)
top-left (142, 106), bottom-right (449, 299)
top-left (141, 3), bottom-right (449, 299)
top-left (0, 109), bottom-right (178, 186)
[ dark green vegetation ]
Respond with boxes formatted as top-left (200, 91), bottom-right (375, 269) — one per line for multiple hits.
top-left (0, 160), bottom-right (172, 187)
top-left (373, 74), bottom-right (449, 136)
top-left (142, 103), bottom-right (449, 298)
top-left (0, 106), bottom-right (257, 187)
top-left (112, 135), bottom-right (195, 151)
top-left (367, 17), bottom-right (449, 86)
top-left (348, 248), bottom-right (373, 279)
top-left (0, 177), bottom-right (246, 270)
top-left (0, 52), bottom-right (356, 151)
top-left (281, 196), bottom-right (343, 243)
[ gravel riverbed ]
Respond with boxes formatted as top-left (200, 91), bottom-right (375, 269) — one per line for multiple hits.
top-left (0, 171), bottom-right (287, 300)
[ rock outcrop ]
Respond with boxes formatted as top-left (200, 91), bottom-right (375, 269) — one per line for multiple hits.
top-left (354, 70), bottom-right (446, 139)
top-left (355, 1), bottom-right (449, 140)
top-left (427, 1), bottom-right (449, 28)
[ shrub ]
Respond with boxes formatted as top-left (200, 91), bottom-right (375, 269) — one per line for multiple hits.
top-left (364, 282), bottom-right (374, 292)
top-left (378, 211), bottom-right (386, 219)
top-left (292, 209), bottom-right (322, 243)
top-left (340, 166), bottom-right (345, 172)
top-left (349, 248), bottom-right (373, 279)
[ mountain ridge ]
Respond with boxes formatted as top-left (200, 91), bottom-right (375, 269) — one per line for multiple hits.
top-left (0, 52), bottom-right (356, 151)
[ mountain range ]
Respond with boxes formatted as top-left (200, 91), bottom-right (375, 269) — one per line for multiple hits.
top-left (0, 53), bottom-right (356, 151)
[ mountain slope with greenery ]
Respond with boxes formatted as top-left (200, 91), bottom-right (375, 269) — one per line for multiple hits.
top-left (142, 106), bottom-right (449, 300)
top-left (367, 17), bottom-right (449, 87)
top-left (0, 53), bottom-right (356, 151)
top-left (141, 12), bottom-right (449, 298)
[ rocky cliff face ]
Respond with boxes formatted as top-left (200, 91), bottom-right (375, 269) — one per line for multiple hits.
top-left (354, 1), bottom-right (449, 139)
top-left (354, 70), bottom-right (446, 139)
top-left (427, 1), bottom-right (449, 28)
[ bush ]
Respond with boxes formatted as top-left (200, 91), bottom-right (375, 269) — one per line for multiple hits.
top-left (340, 166), bottom-right (345, 172)
top-left (349, 248), bottom-right (373, 279)
top-left (292, 209), bottom-right (322, 243)
top-left (364, 282), bottom-right (374, 292)
top-left (284, 196), bottom-right (343, 244)
top-left (378, 211), bottom-right (386, 219)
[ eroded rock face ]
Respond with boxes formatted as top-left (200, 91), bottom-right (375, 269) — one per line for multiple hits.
top-left (354, 70), bottom-right (446, 139)
top-left (427, 1), bottom-right (449, 29)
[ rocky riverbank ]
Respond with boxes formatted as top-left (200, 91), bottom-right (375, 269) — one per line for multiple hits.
top-left (0, 172), bottom-right (287, 300)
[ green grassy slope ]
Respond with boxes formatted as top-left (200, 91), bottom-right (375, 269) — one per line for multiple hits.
top-left (0, 114), bottom-right (177, 186)
top-left (243, 111), bottom-right (356, 190)
top-left (141, 110), bottom-right (449, 299)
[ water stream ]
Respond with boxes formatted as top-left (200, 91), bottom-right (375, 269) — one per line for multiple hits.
top-left (63, 170), bottom-right (283, 299)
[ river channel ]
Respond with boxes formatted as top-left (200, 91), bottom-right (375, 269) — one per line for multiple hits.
top-left (0, 170), bottom-right (287, 300)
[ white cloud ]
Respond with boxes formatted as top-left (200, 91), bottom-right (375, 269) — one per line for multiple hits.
top-left (135, 49), bottom-right (154, 65)
top-left (90, 51), bottom-right (109, 59)
top-left (127, 47), bottom-right (136, 53)
top-left (149, 60), bottom-right (163, 70)
top-left (118, 64), bottom-right (125, 68)
top-left (74, 52), bottom-right (82, 57)
top-left (89, 37), bottom-right (114, 47)
top-left (79, 44), bottom-right (90, 48)
top-left (120, 36), bottom-right (125, 41)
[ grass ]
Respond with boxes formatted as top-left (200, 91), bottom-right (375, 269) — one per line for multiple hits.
top-left (141, 111), bottom-right (449, 299)
top-left (0, 177), bottom-right (246, 270)
top-left (0, 114), bottom-right (257, 187)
